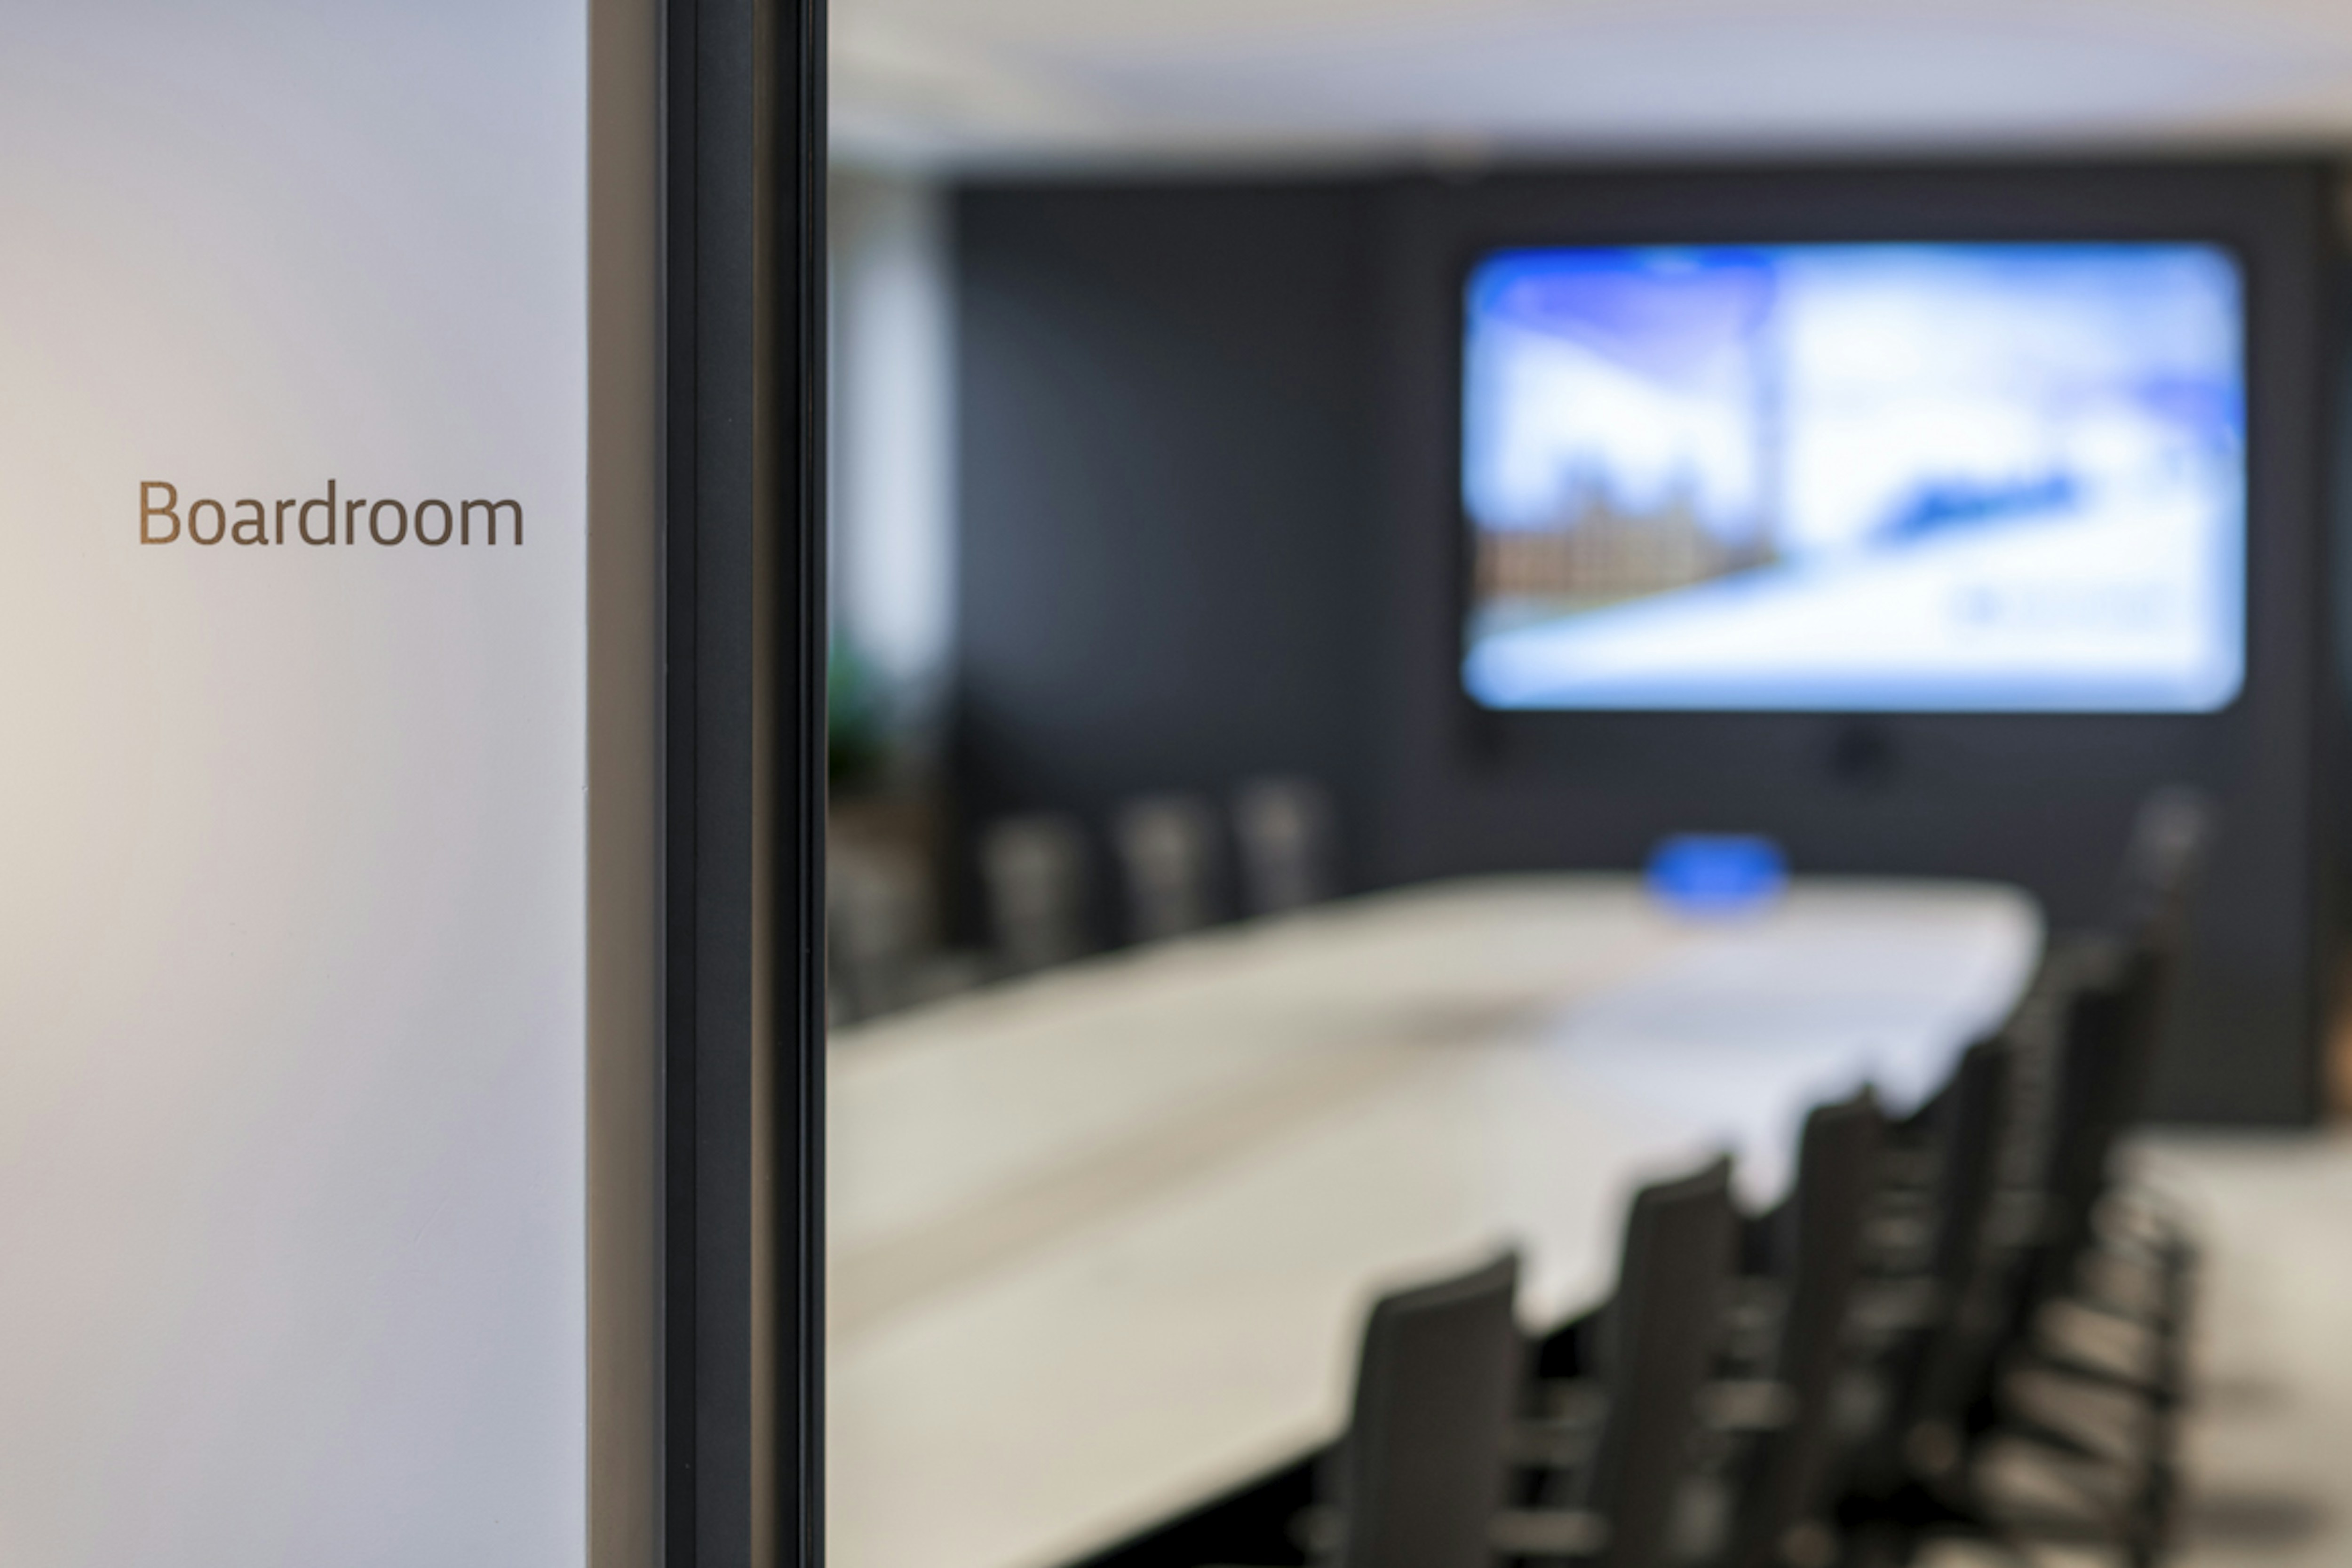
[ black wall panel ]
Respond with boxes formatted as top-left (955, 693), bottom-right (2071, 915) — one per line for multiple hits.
top-left (954, 182), bottom-right (1384, 913)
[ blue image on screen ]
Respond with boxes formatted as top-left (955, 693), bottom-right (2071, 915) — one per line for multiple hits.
top-left (1459, 243), bottom-right (2246, 712)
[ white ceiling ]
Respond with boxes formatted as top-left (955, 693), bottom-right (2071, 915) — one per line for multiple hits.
top-left (830, 0), bottom-right (2352, 169)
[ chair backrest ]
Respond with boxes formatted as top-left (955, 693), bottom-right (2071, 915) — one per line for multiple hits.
top-left (1890, 1037), bottom-right (2018, 1473)
top-left (2030, 958), bottom-right (2143, 1288)
top-left (2023, 785), bottom-right (2211, 1313)
top-left (1924, 1039), bottom-right (2011, 1303)
top-left (826, 840), bottom-right (931, 1023)
top-left (1113, 792), bottom-right (1222, 943)
top-left (2112, 784), bottom-right (2212, 956)
top-left (1233, 775), bottom-right (1338, 916)
top-left (978, 812), bottom-right (1093, 974)
top-left (2105, 785), bottom-right (2211, 1133)
top-left (1587, 1159), bottom-right (1737, 1568)
top-left (1727, 1092), bottom-right (1885, 1568)
top-left (1331, 1251), bottom-right (1524, 1568)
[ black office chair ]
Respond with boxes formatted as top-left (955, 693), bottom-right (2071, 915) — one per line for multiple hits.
top-left (979, 811), bottom-right (1096, 973)
top-left (2002, 937), bottom-right (2194, 1389)
top-left (1214, 1260), bottom-right (1524, 1568)
top-left (1836, 903), bottom-right (2197, 1568)
top-left (1721, 1090), bottom-right (1886, 1568)
top-left (1213, 1252), bottom-right (1524, 1568)
top-left (1233, 775), bottom-right (1339, 916)
top-left (1931, 955), bottom-right (2187, 1568)
top-left (1506, 1158), bottom-right (1738, 1567)
top-left (1114, 792), bottom-right (1225, 943)
top-left (2110, 784), bottom-right (2211, 957)
top-left (2014, 784), bottom-right (2211, 1287)
top-left (828, 838), bottom-right (961, 1023)
top-left (1835, 1037), bottom-right (2021, 1556)
top-left (1938, 787), bottom-right (2214, 1564)
top-left (1329, 1252), bottom-right (1527, 1568)
top-left (2034, 785), bottom-right (2209, 1311)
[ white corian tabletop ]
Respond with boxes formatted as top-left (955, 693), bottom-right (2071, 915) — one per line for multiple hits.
top-left (827, 873), bottom-right (2042, 1568)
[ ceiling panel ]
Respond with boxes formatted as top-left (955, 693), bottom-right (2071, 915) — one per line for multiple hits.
top-left (831, 0), bottom-right (2352, 168)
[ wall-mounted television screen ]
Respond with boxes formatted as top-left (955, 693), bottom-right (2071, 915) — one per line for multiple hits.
top-left (1460, 242), bottom-right (2246, 712)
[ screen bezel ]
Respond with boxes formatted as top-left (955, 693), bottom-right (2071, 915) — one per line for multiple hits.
top-left (1447, 232), bottom-right (2255, 721)
top-left (1450, 237), bottom-right (2253, 718)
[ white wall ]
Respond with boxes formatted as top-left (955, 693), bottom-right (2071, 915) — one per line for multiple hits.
top-left (0, 4), bottom-right (587, 1563)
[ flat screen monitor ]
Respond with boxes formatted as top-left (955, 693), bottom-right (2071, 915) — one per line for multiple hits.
top-left (1460, 242), bottom-right (2246, 712)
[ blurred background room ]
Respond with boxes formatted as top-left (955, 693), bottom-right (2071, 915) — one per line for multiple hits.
top-left (822, 3), bottom-right (2352, 1566)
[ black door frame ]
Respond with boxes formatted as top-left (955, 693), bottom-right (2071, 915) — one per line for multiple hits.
top-left (660, 0), bottom-right (824, 1563)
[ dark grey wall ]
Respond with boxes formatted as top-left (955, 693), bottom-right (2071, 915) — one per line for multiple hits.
top-left (952, 161), bottom-right (2338, 1123)
top-left (954, 182), bottom-right (1384, 915)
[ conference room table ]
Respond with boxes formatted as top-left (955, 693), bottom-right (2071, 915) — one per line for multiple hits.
top-left (828, 873), bottom-right (2043, 1568)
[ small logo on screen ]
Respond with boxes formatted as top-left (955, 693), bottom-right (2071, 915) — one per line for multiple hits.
top-left (138, 481), bottom-right (524, 548)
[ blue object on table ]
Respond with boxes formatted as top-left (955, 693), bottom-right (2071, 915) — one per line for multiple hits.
top-left (1645, 834), bottom-right (1788, 915)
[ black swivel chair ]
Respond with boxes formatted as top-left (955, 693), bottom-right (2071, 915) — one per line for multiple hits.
top-left (979, 811), bottom-right (1096, 974)
top-left (1722, 1090), bottom-right (1887, 1568)
top-left (1211, 1252), bottom-right (1525, 1568)
top-left (1938, 787), bottom-right (2214, 1565)
top-left (2017, 785), bottom-right (2209, 1344)
top-left (1834, 807), bottom-right (2206, 1568)
top-left (1112, 792), bottom-right (1225, 944)
top-left (1233, 775), bottom-right (1339, 916)
top-left (1507, 1159), bottom-right (1739, 1567)
top-left (1835, 1036), bottom-right (2021, 1559)
top-left (1327, 1252), bottom-right (1527, 1568)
